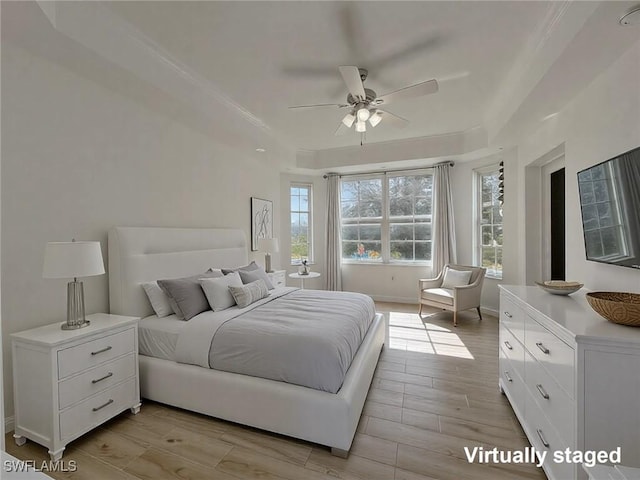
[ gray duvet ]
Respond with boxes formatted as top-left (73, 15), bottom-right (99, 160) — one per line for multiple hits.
top-left (174, 288), bottom-right (376, 393)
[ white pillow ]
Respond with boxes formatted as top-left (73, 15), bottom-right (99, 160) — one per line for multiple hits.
top-left (200, 272), bottom-right (243, 311)
top-left (441, 269), bottom-right (472, 289)
top-left (142, 282), bottom-right (174, 317)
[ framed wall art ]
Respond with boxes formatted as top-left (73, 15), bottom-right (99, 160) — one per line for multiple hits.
top-left (251, 197), bottom-right (273, 251)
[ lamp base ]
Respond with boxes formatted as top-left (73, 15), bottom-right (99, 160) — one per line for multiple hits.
top-left (264, 253), bottom-right (273, 273)
top-left (61, 320), bottom-right (90, 330)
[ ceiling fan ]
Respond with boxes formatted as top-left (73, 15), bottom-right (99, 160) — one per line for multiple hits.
top-left (288, 66), bottom-right (438, 135)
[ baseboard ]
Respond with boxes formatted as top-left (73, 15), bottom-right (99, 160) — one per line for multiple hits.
top-left (481, 306), bottom-right (499, 318)
top-left (370, 295), bottom-right (419, 305)
top-left (5, 415), bottom-right (14, 434)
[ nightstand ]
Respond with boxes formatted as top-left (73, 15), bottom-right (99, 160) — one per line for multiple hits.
top-left (11, 313), bottom-right (140, 461)
top-left (267, 270), bottom-right (286, 287)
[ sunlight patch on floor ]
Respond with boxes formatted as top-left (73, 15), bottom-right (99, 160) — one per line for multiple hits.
top-left (387, 311), bottom-right (474, 359)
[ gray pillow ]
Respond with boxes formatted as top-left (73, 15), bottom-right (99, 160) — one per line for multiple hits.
top-left (221, 261), bottom-right (260, 275)
top-left (239, 268), bottom-right (274, 290)
top-left (157, 270), bottom-right (223, 320)
top-left (228, 280), bottom-right (269, 308)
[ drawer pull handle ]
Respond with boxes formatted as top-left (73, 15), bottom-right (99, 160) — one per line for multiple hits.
top-left (535, 342), bottom-right (550, 355)
top-left (91, 346), bottom-right (112, 356)
top-left (536, 384), bottom-right (550, 399)
top-left (504, 311), bottom-right (513, 318)
top-left (536, 429), bottom-right (550, 448)
top-left (91, 372), bottom-right (113, 384)
top-left (92, 399), bottom-right (114, 412)
top-left (504, 341), bottom-right (513, 350)
top-left (504, 371), bottom-right (513, 383)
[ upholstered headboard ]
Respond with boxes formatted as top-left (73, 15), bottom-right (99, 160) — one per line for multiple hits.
top-left (108, 227), bottom-right (248, 318)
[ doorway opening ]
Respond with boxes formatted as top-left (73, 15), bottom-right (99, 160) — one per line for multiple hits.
top-left (550, 168), bottom-right (565, 280)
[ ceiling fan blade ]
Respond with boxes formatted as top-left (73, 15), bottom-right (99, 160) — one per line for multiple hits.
top-left (334, 122), bottom-right (351, 136)
top-left (376, 79), bottom-right (439, 106)
top-left (288, 103), bottom-right (349, 110)
top-left (369, 35), bottom-right (443, 70)
top-left (339, 66), bottom-right (366, 102)
top-left (377, 110), bottom-right (409, 128)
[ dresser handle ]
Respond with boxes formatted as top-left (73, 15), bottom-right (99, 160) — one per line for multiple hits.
top-left (504, 371), bottom-right (513, 383)
top-left (91, 346), bottom-right (112, 356)
top-left (535, 342), bottom-right (550, 355)
top-left (91, 372), bottom-right (113, 384)
top-left (92, 399), bottom-right (114, 412)
top-left (536, 429), bottom-right (550, 448)
top-left (536, 384), bottom-right (550, 399)
top-left (504, 341), bottom-right (513, 350)
top-left (504, 311), bottom-right (512, 318)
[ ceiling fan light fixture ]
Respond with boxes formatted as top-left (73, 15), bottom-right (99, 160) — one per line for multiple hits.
top-left (342, 112), bottom-right (356, 128)
top-left (356, 105), bottom-right (370, 122)
top-left (369, 111), bottom-right (382, 127)
top-left (355, 121), bottom-right (366, 133)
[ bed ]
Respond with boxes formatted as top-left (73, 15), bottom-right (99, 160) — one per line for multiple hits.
top-left (108, 226), bottom-right (385, 455)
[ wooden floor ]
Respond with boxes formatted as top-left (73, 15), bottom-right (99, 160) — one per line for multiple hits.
top-left (6, 302), bottom-right (547, 480)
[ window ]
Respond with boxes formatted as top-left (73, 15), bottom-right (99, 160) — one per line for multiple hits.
top-left (475, 167), bottom-right (503, 278)
top-left (341, 171), bottom-right (433, 263)
top-left (290, 184), bottom-right (312, 264)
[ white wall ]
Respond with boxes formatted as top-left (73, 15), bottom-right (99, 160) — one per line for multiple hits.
top-left (517, 39), bottom-right (640, 292)
top-left (1, 43), bottom-right (287, 420)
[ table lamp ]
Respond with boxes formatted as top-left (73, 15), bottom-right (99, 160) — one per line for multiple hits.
top-left (257, 237), bottom-right (279, 273)
top-left (43, 240), bottom-right (105, 330)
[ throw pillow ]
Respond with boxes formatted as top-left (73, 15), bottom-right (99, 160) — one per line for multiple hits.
top-left (200, 272), bottom-right (244, 311)
top-left (157, 270), bottom-right (223, 320)
top-left (239, 268), bottom-right (274, 290)
top-left (221, 261), bottom-right (260, 275)
top-left (441, 269), bottom-right (473, 289)
top-left (141, 282), bottom-right (174, 317)
top-left (228, 279), bottom-right (269, 308)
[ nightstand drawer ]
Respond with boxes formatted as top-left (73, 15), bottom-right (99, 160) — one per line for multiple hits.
top-left (58, 328), bottom-right (135, 379)
top-left (268, 270), bottom-right (286, 287)
top-left (59, 377), bottom-right (137, 441)
top-left (58, 353), bottom-right (136, 409)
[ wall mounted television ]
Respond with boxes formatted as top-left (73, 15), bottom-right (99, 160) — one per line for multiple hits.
top-left (577, 145), bottom-right (640, 270)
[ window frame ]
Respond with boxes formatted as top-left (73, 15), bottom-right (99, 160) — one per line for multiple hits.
top-left (340, 169), bottom-right (433, 265)
top-left (290, 182), bottom-right (313, 265)
top-left (474, 164), bottom-right (503, 279)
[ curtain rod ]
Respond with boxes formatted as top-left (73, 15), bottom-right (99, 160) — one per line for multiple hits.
top-left (323, 161), bottom-right (454, 179)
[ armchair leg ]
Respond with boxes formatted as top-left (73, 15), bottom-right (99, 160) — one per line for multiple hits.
top-left (477, 307), bottom-right (483, 321)
top-left (419, 303), bottom-right (423, 316)
top-left (453, 311), bottom-right (457, 327)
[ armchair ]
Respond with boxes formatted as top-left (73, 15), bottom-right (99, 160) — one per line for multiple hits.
top-left (418, 264), bottom-right (486, 327)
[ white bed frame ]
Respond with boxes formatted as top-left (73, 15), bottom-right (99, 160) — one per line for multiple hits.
top-left (108, 226), bottom-right (384, 455)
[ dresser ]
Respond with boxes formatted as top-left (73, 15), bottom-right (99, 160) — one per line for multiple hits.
top-left (267, 270), bottom-right (286, 287)
top-left (11, 314), bottom-right (140, 461)
top-left (499, 286), bottom-right (640, 480)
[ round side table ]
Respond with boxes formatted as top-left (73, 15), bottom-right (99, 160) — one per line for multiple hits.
top-left (288, 271), bottom-right (321, 289)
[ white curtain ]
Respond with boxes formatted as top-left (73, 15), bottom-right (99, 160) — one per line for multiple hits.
top-left (325, 174), bottom-right (342, 291)
top-left (432, 163), bottom-right (457, 273)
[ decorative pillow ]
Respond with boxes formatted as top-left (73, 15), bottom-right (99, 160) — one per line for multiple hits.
top-left (228, 279), bottom-right (269, 308)
top-left (157, 270), bottom-right (223, 321)
top-left (200, 272), bottom-right (244, 311)
top-left (142, 282), bottom-right (174, 317)
top-left (441, 269), bottom-right (473, 289)
top-left (221, 261), bottom-right (260, 275)
top-left (239, 268), bottom-right (274, 290)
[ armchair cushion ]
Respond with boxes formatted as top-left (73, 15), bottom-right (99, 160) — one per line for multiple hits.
top-left (421, 288), bottom-right (454, 306)
top-left (441, 269), bottom-right (472, 289)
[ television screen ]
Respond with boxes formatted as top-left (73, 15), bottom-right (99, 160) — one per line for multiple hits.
top-left (577, 145), bottom-right (640, 270)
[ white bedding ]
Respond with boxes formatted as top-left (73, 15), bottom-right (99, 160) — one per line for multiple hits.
top-left (138, 315), bottom-right (185, 361)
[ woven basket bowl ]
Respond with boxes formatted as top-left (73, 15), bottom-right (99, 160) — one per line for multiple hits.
top-left (586, 292), bottom-right (640, 326)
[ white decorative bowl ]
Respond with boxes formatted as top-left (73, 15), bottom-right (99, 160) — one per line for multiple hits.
top-left (535, 281), bottom-right (583, 296)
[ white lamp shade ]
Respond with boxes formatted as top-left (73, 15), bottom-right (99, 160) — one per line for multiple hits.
top-left (257, 237), bottom-right (279, 253)
top-left (356, 106), bottom-right (370, 122)
top-left (369, 111), bottom-right (382, 127)
top-left (43, 241), bottom-right (105, 279)
top-left (342, 113), bottom-right (356, 128)
top-left (355, 121), bottom-right (366, 133)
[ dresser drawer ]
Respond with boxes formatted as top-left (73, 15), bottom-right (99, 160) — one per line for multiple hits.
top-left (58, 353), bottom-right (136, 410)
top-left (500, 323), bottom-right (525, 379)
top-left (500, 294), bottom-right (524, 344)
top-left (59, 377), bottom-right (136, 441)
top-left (524, 352), bottom-right (575, 446)
top-left (499, 347), bottom-right (525, 418)
top-left (58, 328), bottom-right (135, 379)
top-left (524, 317), bottom-right (574, 398)
top-left (525, 391), bottom-right (575, 480)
